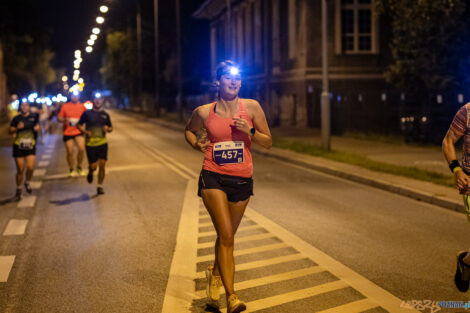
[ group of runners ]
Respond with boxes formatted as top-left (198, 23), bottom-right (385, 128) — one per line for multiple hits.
top-left (9, 92), bottom-right (113, 201)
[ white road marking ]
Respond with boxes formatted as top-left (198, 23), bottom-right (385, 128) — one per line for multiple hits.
top-left (42, 154), bottom-right (52, 160)
top-left (29, 181), bottom-right (42, 189)
top-left (244, 208), bottom-right (419, 313)
top-left (0, 256), bottom-right (15, 282)
top-left (161, 179), bottom-right (199, 313)
top-left (199, 224), bottom-right (261, 237)
top-left (197, 233), bottom-right (275, 249)
top-left (3, 220), bottom-right (28, 236)
top-left (316, 298), bottom-right (379, 313)
top-left (38, 160), bottom-right (50, 167)
top-left (196, 243), bottom-right (288, 263)
top-left (33, 169), bottom-right (46, 177)
top-left (196, 266), bottom-right (324, 298)
top-left (195, 253), bottom-right (305, 279)
top-left (17, 196), bottom-right (37, 208)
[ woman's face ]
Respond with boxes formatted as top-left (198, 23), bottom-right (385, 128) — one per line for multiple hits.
top-left (20, 102), bottom-right (30, 114)
top-left (219, 73), bottom-right (241, 99)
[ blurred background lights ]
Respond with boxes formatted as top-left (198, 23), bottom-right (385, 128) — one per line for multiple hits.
top-left (96, 17), bottom-right (105, 24)
top-left (100, 5), bottom-right (109, 13)
top-left (86, 46), bottom-right (93, 53)
top-left (92, 28), bottom-right (100, 35)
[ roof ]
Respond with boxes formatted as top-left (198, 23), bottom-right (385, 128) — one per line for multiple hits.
top-left (193, 0), bottom-right (235, 20)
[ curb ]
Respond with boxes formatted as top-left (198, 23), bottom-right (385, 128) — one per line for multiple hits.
top-left (116, 110), bottom-right (465, 213)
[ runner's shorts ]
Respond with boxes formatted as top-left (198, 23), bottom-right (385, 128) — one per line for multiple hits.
top-left (86, 144), bottom-right (108, 164)
top-left (198, 169), bottom-right (253, 202)
top-left (12, 145), bottom-right (36, 158)
top-left (63, 134), bottom-right (84, 142)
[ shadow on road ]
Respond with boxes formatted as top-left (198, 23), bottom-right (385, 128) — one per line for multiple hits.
top-left (49, 193), bottom-right (97, 206)
top-left (191, 298), bottom-right (221, 313)
top-left (0, 196), bottom-right (18, 206)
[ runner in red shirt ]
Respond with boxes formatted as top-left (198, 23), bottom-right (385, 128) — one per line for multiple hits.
top-left (58, 92), bottom-right (87, 177)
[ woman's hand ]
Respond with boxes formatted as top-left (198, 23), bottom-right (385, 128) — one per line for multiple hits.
top-left (455, 170), bottom-right (469, 191)
top-left (195, 138), bottom-right (210, 153)
top-left (233, 117), bottom-right (251, 135)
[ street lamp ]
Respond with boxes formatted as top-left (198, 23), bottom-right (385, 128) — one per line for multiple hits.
top-left (90, 34), bottom-right (98, 41)
top-left (86, 46), bottom-right (93, 53)
top-left (87, 39), bottom-right (95, 46)
top-left (92, 28), bottom-right (100, 35)
top-left (100, 5), bottom-right (109, 13)
top-left (74, 70), bottom-right (80, 75)
top-left (96, 17), bottom-right (105, 24)
top-left (74, 50), bottom-right (81, 58)
top-left (62, 75), bottom-right (68, 82)
top-left (78, 78), bottom-right (84, 84)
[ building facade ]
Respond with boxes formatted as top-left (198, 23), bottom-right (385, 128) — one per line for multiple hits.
top-left (194, 0), bottom-right (395, 132)
top-left (0, 40), bottom-right (8, 119)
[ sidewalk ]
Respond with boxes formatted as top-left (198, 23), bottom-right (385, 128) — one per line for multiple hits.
top-left (122, 111), bottom-right (464, 213)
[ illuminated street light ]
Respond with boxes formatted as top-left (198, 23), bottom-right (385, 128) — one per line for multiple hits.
top-left (78, 78), bottom-right (84, 84)
top-left (90, 34), bottom-right (98, 41)
top-left (100, 5), bottom-right (109, 13)
top-left (92, 27), bottom-right (100, 35)
top-left (87, 39), bottom-right (95, 46)
top-left (96, 17), bottom-right (105, 24)
top-left (62, 75), bottom-right (68, 82)
top-left (74, 50), bottom-right (81, 58)
top-left (74, 70), bottom-right (80, 75)
top-left (74, 63), bottom-right (80, 69)
top-left (86, 46), bottom-right (93, 53)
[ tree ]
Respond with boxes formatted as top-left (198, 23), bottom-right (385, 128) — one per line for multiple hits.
top-left (100, 31), bottom-right (138, 107)
top-left (375, 0), bottom-right (470, 97)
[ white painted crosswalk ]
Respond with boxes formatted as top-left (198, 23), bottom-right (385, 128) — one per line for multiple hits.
top-left (3, 219), bottom-right (28, 236)
top-left (0, 256), bottom-right (15, 282)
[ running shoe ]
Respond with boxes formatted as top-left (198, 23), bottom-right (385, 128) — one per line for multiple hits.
top-left (97, 187), bottom-right (105, 195)
top-left (69, 169), bottom-right (77, 177)
top-left (455, 251), bottom-right (470, 292)
top-left (15, 189), bottom-right (22, 201)
top-left (24, 182), bottom-right (32, 194)
top-left (205, 265), bottom-right (222, 301)
top-left (87, 171), bottom-right (93, 184)
top-left (76, 167), bottom-right (86, 177)
top-left (227, 294), bottom-right (246, 313)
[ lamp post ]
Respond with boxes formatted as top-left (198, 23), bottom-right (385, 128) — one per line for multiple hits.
top-left (154, 0), bottom-right (160, 117)
top-left (321, 0), bottom-right (330, 151)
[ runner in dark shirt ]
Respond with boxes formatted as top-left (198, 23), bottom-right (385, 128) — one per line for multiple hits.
top-left (78, 96), bottom-right (112, 195)
top-left (9, 102), bottom-right (39, 200)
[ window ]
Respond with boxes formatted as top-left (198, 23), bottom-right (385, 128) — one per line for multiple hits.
top-left (336, 0), bottom-right (377, 54)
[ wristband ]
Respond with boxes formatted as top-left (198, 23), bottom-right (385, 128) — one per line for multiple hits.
top-left (453, 166), bottom-right (462, 174)
top-left (449, 160), bottom-right (461, 173)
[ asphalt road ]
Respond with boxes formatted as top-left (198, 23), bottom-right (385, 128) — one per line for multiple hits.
top-left (0, 111), bottom-right (468, 313)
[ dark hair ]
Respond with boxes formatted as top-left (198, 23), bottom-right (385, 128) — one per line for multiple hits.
top-left (215, 60), bottom-right (239, 80)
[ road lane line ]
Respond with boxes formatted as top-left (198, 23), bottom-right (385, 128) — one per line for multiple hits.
top-left (199, 225), bottom-right (261, 237)
top-left (0, 256), bottom-right (15, 282)
top-left (244, 208), bottom-right (420, 313)
top-left (17, 196), bottom-right (37, 208)
top-left (161, 179), bottom-right (199, 312)
top-left (38, 160), bottom-right (50, 167)
top-left (3, 220), bottom-right (28, 236)
top-left (33, 169), bottom-right (46, 177)
top-left (195, 253), bottom-right (305, 279)
top-left (195, 266), bottom-right (325, 298)
top-left (198, 221), bottom-right (214, 227)
top-left (197, 233), bottom-right (275, 249)
top-left (316, 298), bottom-right (378, 313)
top-left (196, 243), bottom-right (288, 263)
top-left (141, 142), bottom-right (197, 178)
top-left (30, 181), bottom-right (42, 189)
top-left (41, 154), bottom-right (52, 159)
top-left (244, 280), bottom-right (348, 312)
top-left (42, 164), bottom-right (164, 180)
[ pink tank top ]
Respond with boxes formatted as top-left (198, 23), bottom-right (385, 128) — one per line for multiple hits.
top-left (203, 100), bottom-right (253, 178)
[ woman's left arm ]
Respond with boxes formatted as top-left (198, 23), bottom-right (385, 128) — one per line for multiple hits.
top-left (249, 100), bottom-right (272, 149)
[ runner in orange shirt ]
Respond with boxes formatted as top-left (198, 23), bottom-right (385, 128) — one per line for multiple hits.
top-left (58, 91), bottom-right (87, 177)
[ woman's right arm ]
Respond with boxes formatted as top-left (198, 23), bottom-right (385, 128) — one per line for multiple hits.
top-left (185, 107), bottom-right (209, 153)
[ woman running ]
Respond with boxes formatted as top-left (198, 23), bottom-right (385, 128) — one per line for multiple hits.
top-left (9, 101), bottom-right (39, 201)
top-left (185, 61), bottom-right (272, 313)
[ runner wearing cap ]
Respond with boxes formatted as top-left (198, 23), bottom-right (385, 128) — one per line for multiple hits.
top-left (77, 95), bottom-right (112, 195)
top-left (58, 92), bottom-right (87, 177)
top-left (185, 61), bottom-right (272, 313)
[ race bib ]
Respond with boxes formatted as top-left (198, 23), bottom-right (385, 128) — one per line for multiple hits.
top-left (69, 118), bottom-right (79, 126)
top-left (19, 138), bottom-right (34, 150)
top-left (213, 141), bottom-right (244, 165)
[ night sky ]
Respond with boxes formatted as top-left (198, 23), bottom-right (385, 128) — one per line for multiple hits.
top-left (31, 0), bottom-right (209, 92)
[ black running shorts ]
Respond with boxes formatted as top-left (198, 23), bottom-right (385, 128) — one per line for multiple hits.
top-left (63, 134), bottom-right (84, 142)
top-left (86, 144), bottom-right (108, 164)
top-left (12, 145), bottom-right (36, 158)
top-left (198, 169), bottom-right (253, 202)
